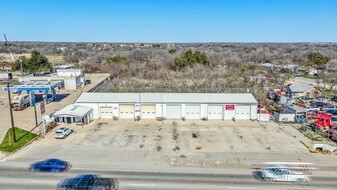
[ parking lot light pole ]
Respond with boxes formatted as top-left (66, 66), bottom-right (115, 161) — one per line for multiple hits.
top-left (7, 83), bottom-right (16, 142)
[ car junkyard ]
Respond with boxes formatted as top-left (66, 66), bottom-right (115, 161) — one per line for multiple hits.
top-left (266, 81), bottom-right (337, 150)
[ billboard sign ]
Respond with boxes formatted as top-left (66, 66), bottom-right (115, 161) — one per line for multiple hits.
top-left (40, 101), bottom-right (45, 114)
top-left (225, 104), bottom-right (235, 110)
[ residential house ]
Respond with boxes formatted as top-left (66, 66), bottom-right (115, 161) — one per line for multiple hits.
top-left (286, 82), bottom-right (318, 98)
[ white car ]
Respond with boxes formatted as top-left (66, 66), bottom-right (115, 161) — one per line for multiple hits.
top-left (256, 167), bottom-right (312, 185)
top-left (54, 128), bottom-right (73, 139)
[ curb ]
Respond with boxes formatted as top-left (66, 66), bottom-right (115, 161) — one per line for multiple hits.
top-left (0, 135), bottom-right (39, 160)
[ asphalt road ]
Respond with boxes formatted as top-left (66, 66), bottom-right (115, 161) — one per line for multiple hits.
top-left (1, 162), bottom-right (337, 190)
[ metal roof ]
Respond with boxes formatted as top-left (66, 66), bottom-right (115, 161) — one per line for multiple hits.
top-left (2, 80), bottom-right (64, 92)
top-left (54, 104), bottom-right (92, 117)
top-left (57, 69), bottom-right (83, 72)
top-left (288, 82), bottom-right (314, 93)
top-left (76, 93), bottom-right (258, 104)
top-left (287, 105), bottom-right (306, 113)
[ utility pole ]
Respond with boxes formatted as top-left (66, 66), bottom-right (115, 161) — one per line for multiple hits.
top-left (19, 58), bottom-right (24, 77)
top-left (7, 83), bottom-right (16, 142)
top-left (34, 104), bottom-right (38, 128)
top-left (3, 34), bottom-right (15, 61)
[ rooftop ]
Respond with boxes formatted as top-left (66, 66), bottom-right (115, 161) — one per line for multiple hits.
top-left (288, 82), bottom-right (314, 93)
top-left (56, 69), bottom-right (83, 72)
top-left (287, 105), bottom-right (307, 113)
top-left (75, 93), bottom-right (258, 104)
top-left (54, 104), bottom-right (92, 117)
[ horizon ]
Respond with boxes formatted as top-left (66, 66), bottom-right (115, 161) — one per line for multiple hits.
top-left (2, 40), bottom-right (337, 44)
top-left (1, 0), bottom-right (337, 43)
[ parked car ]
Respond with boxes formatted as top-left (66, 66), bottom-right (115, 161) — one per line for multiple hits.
top-left (85, 79), bottom-right (91, 85)
top-left (29, 158), bottom-right (71, 172)
top-left (310, 101), bottom-right (329, 108)
top-left (57, 174), bottom-right (119, 190)
top-left (302, 105), bottom-right (320, 112)
top-left (331, 95), bottom-right (337, 102)
top-left (316, 96), bottom-right (331, 103)
top-left (326, 109), bottom-right (337, 116)
top-left (328, 126), bottom-right (337, 134)
top-left (322, 105), bottom-right (337, 110)
top-left (54, 127), bottom-right (73, 139)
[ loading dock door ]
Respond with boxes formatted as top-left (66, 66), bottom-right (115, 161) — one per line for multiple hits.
top-left (119, 105), bottom-right (134, 119)
top-left (141, 105), bottom-right (156, 119)
top-left (235, 105), bottom-right (251, 120)
top-left (185, 105), bottom-right (200, 120)
top-left (166, 105), bottom-right (182, 119)
top-left (207, 105), bottom-right (223, 120)
top-left (100, 107), bottom-right (113, 119)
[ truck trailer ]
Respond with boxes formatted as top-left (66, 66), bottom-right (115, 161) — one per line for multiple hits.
top-left (12, 94), bottom-right (30, 111)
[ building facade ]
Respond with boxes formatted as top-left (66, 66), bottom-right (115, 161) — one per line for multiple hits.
top-left (75, 93), bottom-right (258, 121)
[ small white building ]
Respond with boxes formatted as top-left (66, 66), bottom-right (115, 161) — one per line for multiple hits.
top-left (57, 69), bottom-right (85, 90)
top-left (75, 93), bottom-right (258, 121)
top-left (53, 104), bottom-right (93, 125)
top-left (18, 69), bottom-right (85, 90)
top-left (57, 69), bottom-right (84, 77)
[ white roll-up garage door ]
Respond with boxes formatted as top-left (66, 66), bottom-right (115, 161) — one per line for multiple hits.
top-left (235, 105), bottom-right (251, 120)
top-left (207, 105), bottom-right (223, 120)
top-left (185, 105), bottom-right (200, 120)
top-left (100, 107), bottom-right (113, 119)
top-left (166, 105), bottom-right (182, 119)
top-left (119, 105), bottom-right (134, 119)
top-left (141, 105), bottom-right (156, 119)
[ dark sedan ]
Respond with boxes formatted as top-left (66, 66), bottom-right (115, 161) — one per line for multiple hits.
top-left (310, 101), bottom-right (328, 108)
top-left (29, 158), bottom-right (71, 172)
top-left (57, 174), bottom-right (119, 190)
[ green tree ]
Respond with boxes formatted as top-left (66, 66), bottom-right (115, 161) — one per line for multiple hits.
top-left (168, 49), bottom-right (177, 54)
top-left (12, 51), bottom-right (52, 74)
top-left (107, 55), bottom-right (129, 65)
top-left (174, 49), bottom-right (209, 70)
top-left (301, 52), bottom-right (331, 75)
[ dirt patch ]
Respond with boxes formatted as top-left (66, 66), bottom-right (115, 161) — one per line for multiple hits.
top-left (173, 146), bottom-right (180, 152)
top-left (155, 135), bottom-right (161, 141)
top-left (172, 127), bottom-right (179, 141)
top-left (97, 122), bottom-right (108, 127)
top-left (170, 157), bottom-right (227, 168)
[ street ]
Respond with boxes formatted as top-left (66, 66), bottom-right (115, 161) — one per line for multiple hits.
top-left (0, 161), bottom-right (337, 190)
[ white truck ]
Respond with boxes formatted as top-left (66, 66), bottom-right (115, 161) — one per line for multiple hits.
top-left (12, 94), bottom-right (30, 111)
top-left (255, 167), bottom-right (312, 185)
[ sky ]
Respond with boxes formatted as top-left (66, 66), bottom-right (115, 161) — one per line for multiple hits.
top-left (1, 0), bottom-right (337, 43)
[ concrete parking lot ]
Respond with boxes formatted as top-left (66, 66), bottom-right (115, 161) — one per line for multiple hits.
top-left (0, 74), bottom-right (108, 141)
top-left (6, 119), bottom-right (336, 170)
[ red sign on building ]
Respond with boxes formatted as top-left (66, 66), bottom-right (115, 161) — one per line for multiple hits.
top-left (225, 104), bottom-right (235, 110)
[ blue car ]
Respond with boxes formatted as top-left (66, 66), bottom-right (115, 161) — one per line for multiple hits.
top-left (57, 174), bottom-right (119, 190)
top-left (29, 158), bottom-right (71, 172)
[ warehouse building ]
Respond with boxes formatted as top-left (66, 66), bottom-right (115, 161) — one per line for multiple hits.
top-left (74, 93), bottom-right (258, 120)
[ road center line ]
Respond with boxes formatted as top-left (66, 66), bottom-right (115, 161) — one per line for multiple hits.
top-left (32, 180), bottom-right (57, 184)
top-left (227, 187), bottom-right (255, 189)
top-left (129, 183), bottom-right (155, 187)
